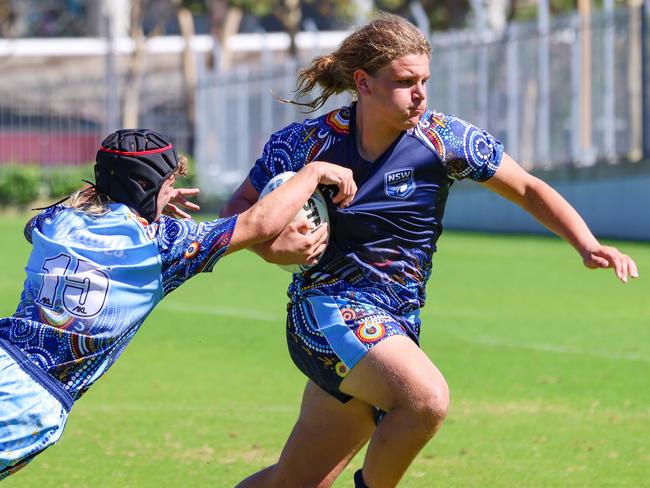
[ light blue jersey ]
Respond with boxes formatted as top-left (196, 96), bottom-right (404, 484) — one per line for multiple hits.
top-left (1, 203), bottom-right (236, 404)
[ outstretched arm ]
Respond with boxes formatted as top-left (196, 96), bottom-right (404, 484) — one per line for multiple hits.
top-left (222, 178), bottom-right (327, 266)
top-left (481, 153), bottom-right (639, 283)
top-left (224, 162), bottom-right (355, 256)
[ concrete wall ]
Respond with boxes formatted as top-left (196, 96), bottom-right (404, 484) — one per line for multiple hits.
top-left (443, 160), bottom-right (650, 241)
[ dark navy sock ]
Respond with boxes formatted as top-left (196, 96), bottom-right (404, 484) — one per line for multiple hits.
top-left (354, 469), bottom-right (369, 488)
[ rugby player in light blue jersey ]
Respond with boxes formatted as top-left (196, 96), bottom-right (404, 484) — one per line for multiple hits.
top-left (0, 128), bottom-right (356, 480)
top-left (224, 14), bottom-right (639, 488)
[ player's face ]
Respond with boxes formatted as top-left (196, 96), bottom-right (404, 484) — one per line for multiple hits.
top-left (154, 174), bottom-right (176, 221)
top-left (361, 53), bottom-right (430, 132)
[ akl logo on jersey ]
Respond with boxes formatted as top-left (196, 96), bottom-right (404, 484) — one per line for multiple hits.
top-left (384, 168), bottom-right (416, 199)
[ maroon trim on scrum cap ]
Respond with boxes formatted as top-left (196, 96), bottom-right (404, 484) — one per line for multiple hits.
top-left (98, 144), bottom-right (173, 156)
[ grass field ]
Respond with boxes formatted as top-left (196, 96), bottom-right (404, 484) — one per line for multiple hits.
top-left (1, 213), bottom-right (649, 488)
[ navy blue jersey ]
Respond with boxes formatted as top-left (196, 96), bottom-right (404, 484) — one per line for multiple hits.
top-left (249, 105), bottom-right (503, 314)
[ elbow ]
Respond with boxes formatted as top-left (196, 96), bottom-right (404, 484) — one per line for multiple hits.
top-left (521, 176), bottom-right (547, 208)
top-left (221, 195), bottom-right (255, 218)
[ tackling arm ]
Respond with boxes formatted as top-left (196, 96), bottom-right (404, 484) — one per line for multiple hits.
top-left (480, 153), bottom-right (638, 283)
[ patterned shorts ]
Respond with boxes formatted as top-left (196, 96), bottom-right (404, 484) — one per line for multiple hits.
top-left (287, 295), bottom-right (421, 402)
top-left (0, 344), bottom-right (68, 480)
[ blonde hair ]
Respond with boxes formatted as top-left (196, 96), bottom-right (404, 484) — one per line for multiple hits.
top-left (289, 13), bottom-right (431, 111)
top-left (66, 154), bottom-right (189, 216)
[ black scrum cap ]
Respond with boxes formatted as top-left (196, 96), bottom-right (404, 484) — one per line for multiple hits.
top-left (94, 129), bottom-right (178, 223)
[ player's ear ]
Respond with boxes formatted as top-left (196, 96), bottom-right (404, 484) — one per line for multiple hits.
top-left (354, 69), bottom-right (371, 96)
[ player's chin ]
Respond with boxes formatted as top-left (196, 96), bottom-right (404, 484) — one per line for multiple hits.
top-left (403, 116), bottom-right (420, 128)
top-left (405, 110), bottom-right (424, 126)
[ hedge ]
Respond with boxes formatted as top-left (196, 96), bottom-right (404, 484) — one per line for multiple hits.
top-left (0, 158), bottom-right (198, 209)
top-left (0, 164), bottom-right (94, 207)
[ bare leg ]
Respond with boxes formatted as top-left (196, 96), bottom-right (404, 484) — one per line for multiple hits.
top-left (236, 380), bottom-right (375, 488)
top-left (340, 335), bottom-right (449, 488)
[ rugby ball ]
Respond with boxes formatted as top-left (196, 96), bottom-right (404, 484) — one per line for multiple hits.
top-left (259, 171), bottom-right (329, 274)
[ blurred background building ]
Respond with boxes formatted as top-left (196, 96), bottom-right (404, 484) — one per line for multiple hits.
top-left (0, 0), bottom-right (649, 238)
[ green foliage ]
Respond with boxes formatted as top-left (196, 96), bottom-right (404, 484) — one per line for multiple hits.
top-left (42, 164), bottom-right (94, 200)
top-left (376, 0), bottom-right (472, 30)
top-left (0, 165), bottom-right (42, 206)
top-left (0, 164), bottom-right (94, 208)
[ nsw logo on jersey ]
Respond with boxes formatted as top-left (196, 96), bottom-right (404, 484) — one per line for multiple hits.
top-left (384, 168), bottom-right (416, 199)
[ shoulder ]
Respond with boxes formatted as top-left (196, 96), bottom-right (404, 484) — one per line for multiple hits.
top-left (251, 105), bottom-right (352, 191)
top-left (412, 111), bottom-right (475, 158)
top-left (267, 105), bottom-right (352, 148)
top-left (412, 110), bottom-right (503, 181)
top-left (24, 204), bottom-right (72, 243)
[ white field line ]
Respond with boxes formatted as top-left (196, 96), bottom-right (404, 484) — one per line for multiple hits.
top-left (453, 334), bottom-right (650, 364)
top-left (159, 302), bottom-right (285, 323)
top-left (78, 403), bottom-right (296, 413)
top-left (159, 302), bottom-right (649, 364)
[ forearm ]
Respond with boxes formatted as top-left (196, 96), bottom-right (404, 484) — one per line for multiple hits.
top-left (225, 166), bottom-right (321, 253)
top-left (245, 166), bottom-right (320, 240)
top-left (518, 177), bottom-right (599, 255)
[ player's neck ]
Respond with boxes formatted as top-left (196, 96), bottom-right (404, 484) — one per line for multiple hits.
top-left (355, 103), bottom-right (402, 162)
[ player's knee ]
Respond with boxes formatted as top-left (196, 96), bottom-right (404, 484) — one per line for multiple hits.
top-left (407, 377), bottom-right (449, 434)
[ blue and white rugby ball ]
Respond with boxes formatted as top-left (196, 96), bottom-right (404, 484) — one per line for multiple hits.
top-left (259, 171), bottom-right (329, 274)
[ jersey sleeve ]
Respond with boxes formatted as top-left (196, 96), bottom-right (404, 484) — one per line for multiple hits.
top-left (24, 205), bottom-right (68, 244)
top-left (248, 122), bottom-right (311, 193)
top-left (157, 214), bottom-right (237, 296)
top-left (418, 112), bottom-right (504, 182)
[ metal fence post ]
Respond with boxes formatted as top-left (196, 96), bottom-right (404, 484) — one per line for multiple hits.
top-left (102, 7), bottom-right (119, 135)
top-left (261, 32), bottom-right (273, 141)
top-left (578, 0), bottom-right (594, 165)
top-left (603, 0), bottom-right (616, 160)
top-left (448, 33), bottom-right (459, 115)
top-left (538, 0), bottom-right (551, 166)
top-left (506, 23), bottom-right (519, 160)
top-left (641, 0), bottom-right (650, 158)
top-left (236, 67), bottom-right (249, 173)
top-left (571, 14), bottom-right (582, 163)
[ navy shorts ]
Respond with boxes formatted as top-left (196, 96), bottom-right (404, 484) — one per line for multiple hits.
top-left (287, 295), bottom-right (421, 402)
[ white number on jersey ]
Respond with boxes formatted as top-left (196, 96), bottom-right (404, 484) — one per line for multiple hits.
top-left (36, 253), bottom-right (110, 318)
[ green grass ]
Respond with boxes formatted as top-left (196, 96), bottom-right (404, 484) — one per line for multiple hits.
top-left (1, 213), bottom-right (649, 487)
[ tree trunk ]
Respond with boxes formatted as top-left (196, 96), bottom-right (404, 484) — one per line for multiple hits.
top-left (209, 0), bottom-right (242, 72)
top-left (178, 7), bottom-right (197, 148)
top-left (276, 0), bottom-right (301, 59)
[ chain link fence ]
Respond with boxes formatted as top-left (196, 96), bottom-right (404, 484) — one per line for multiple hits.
top-left (196, 5), bottom-right (646, 196)
top-left (0, 6), bottom-right (646, 197)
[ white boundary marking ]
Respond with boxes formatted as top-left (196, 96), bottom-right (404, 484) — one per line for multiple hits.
top-left (159, 302), bottom-right (284, 323)
top-left (453, 334), bottom-right (650, 364)
top-left (159, 303), bottom-right (649, 363)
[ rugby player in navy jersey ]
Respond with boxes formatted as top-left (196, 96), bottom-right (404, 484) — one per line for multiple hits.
top-left (223, 13), bottom-right (639, 488)
top-left (0, 129), bottom-right (356, 480)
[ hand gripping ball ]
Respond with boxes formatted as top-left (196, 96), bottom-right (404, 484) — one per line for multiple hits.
top-left (259, 171), bottom-right (329, 274)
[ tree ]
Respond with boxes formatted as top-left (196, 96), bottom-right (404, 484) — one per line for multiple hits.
top-left (376, 0), bottom-right (472, 30)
